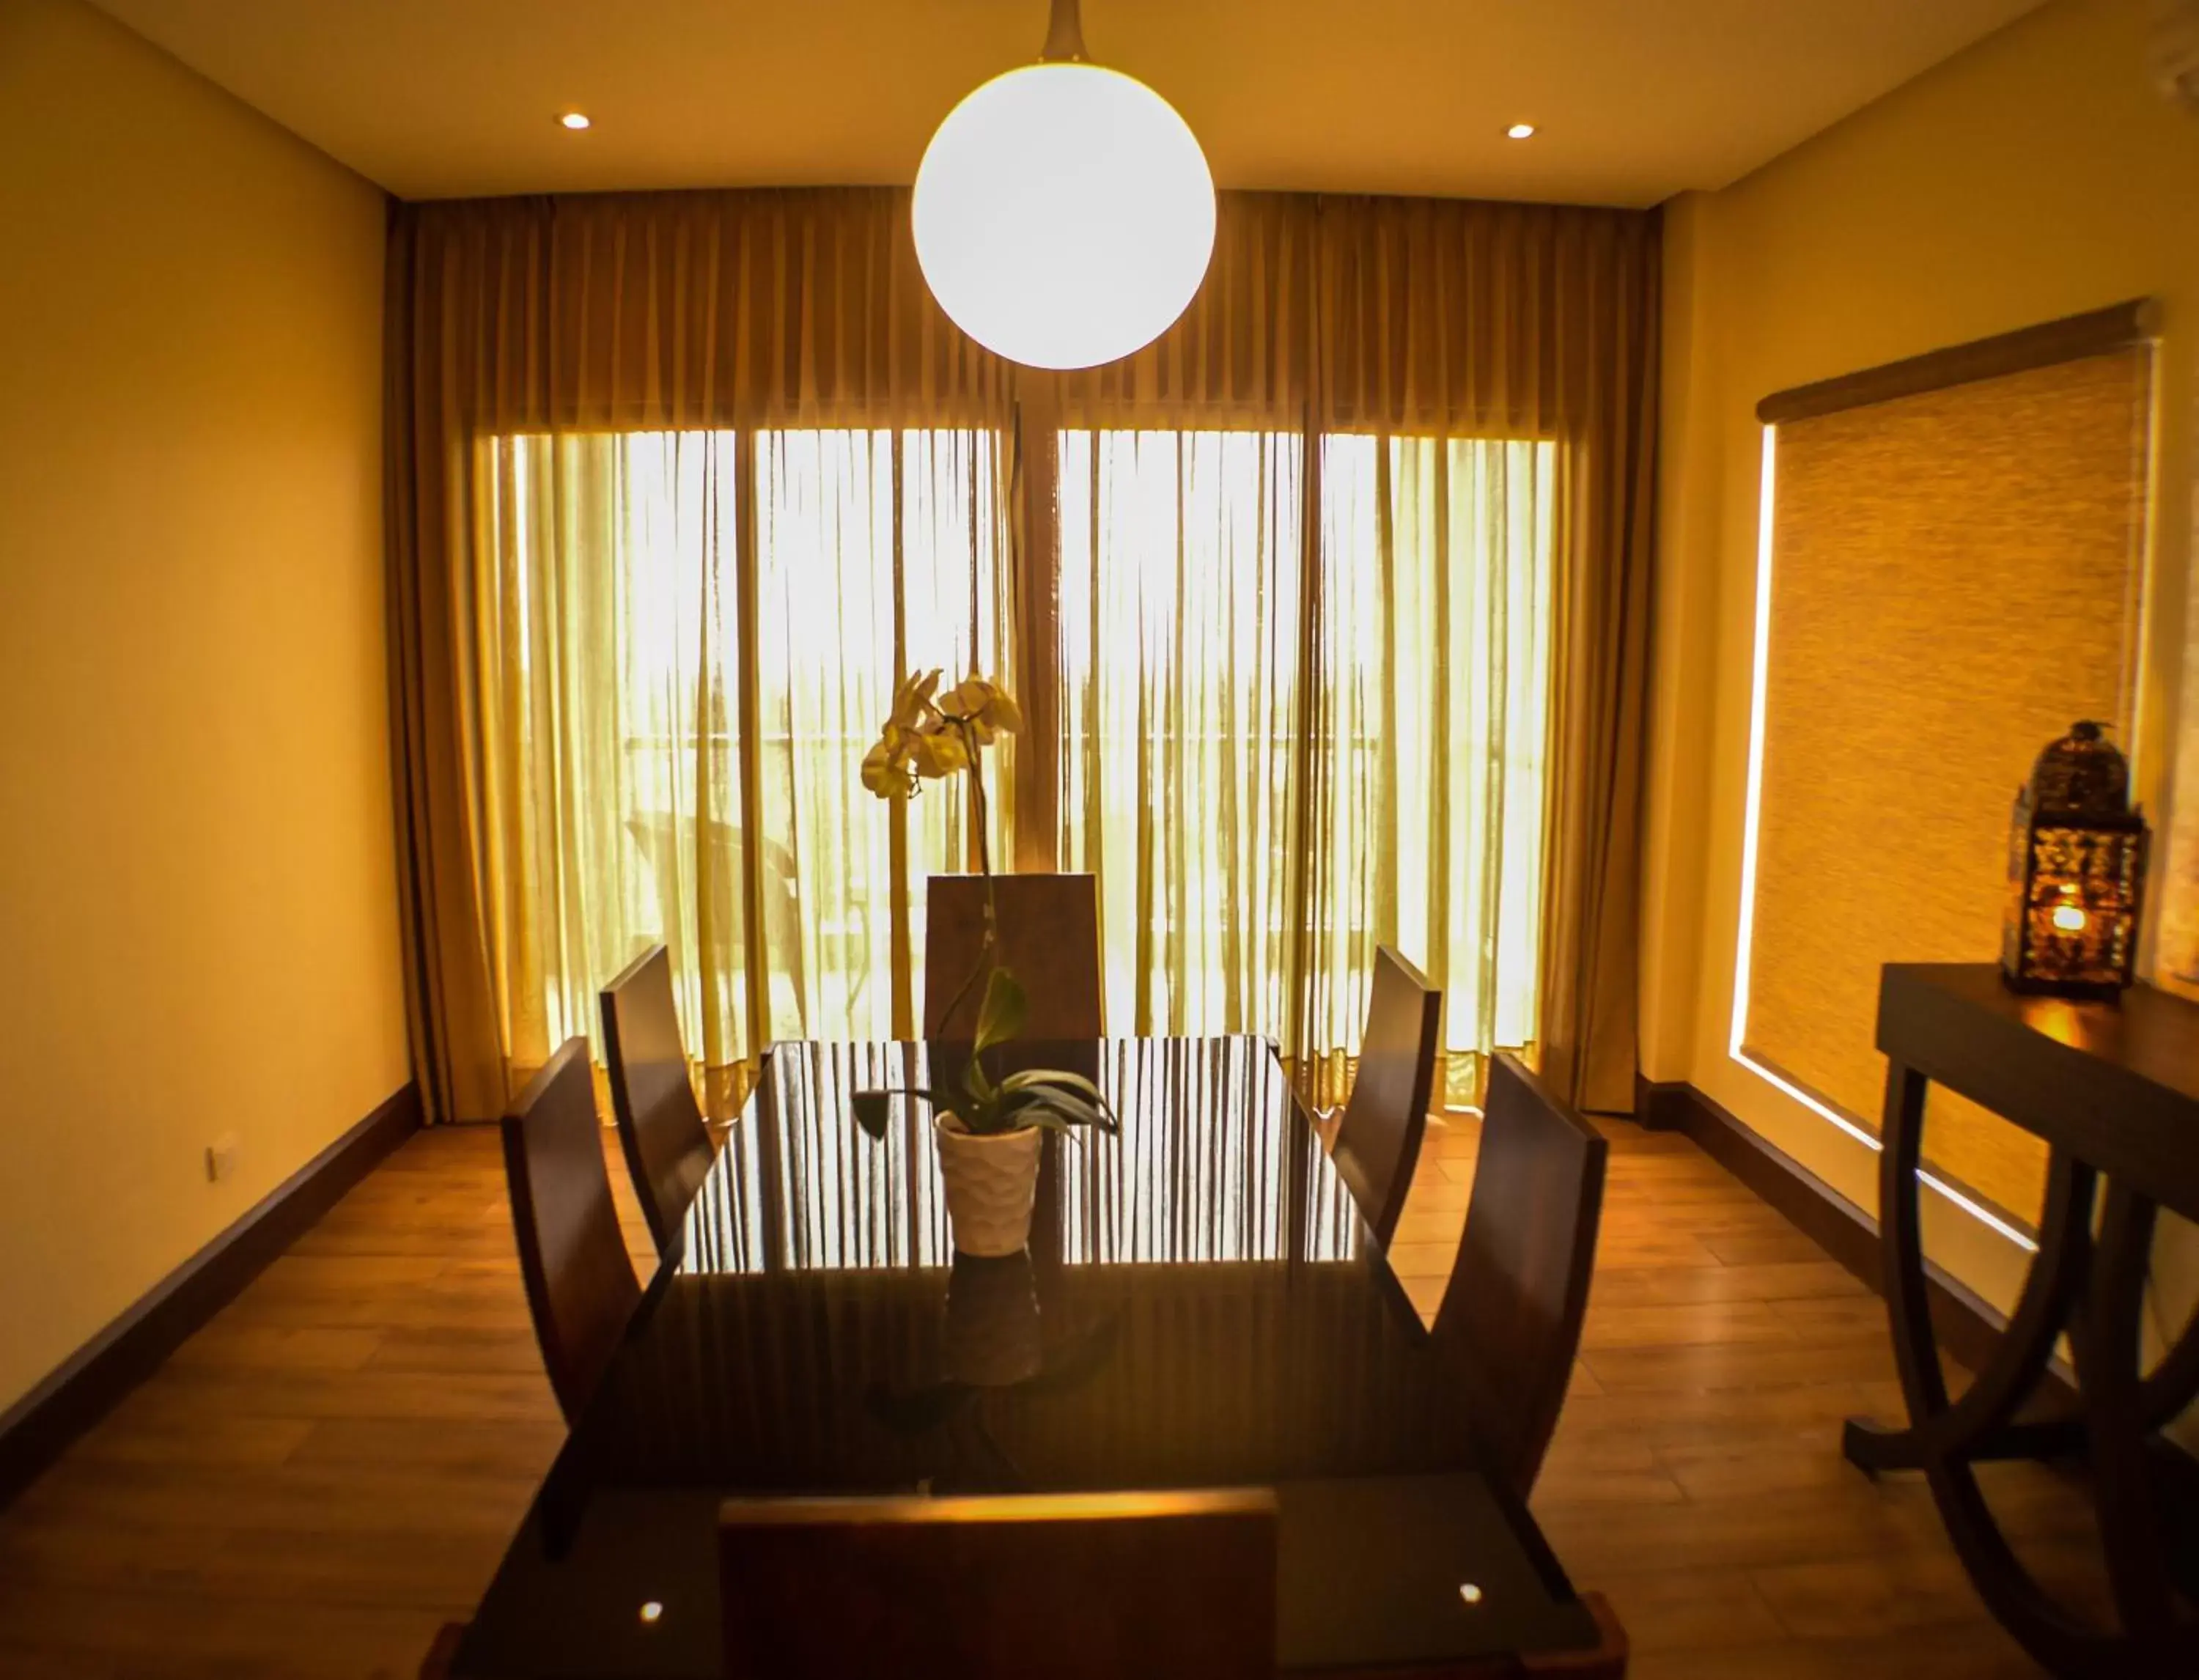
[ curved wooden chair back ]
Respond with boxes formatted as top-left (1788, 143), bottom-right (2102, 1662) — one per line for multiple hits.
top-left (501, 1038), bottom-right (641, 1424)
top-left (1434, 1051), bottom-right (1607, 1497)
top-left (600, 943), bottom-right (714, 1253)
top-left (924, 872), bottom-right (1102, 1041)
top-left (1330, 946), bottom-right (1443, 1246)
top-left (718, 1489), bottom-right (1277, 1680)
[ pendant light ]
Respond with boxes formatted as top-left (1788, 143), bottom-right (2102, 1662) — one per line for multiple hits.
top-left (913, 0), bottom-right (1216, 371)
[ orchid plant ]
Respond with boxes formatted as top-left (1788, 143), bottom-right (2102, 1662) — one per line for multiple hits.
top-left (848, 962), bottom-right (1118, 1141)
top-left (850, 669), bottom-right (1118, 1143)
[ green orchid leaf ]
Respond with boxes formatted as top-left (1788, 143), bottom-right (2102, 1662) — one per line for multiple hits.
top-left (1028, 1088), bottom-right (1096, 1119)
top-left (960, 1053), bottom-right (996, 1112)
top-left (1002, 1100), bottom-right (1085, 1136)
top-left (1001, 1072), bottom-right (1119, 1134)
top-left (1044, 1082), bottom-right (1118, 1130)
top-left (971, 966), bottom-right (1028, 1058)
top-left (1004, 1088), bottom-right (1103, 1133)
top-left (852, 1090), bottom-right (893, 1141)
top-left (1033, 1108), bottom-right (1094, 1138)
top-left (852, 1087), bottom-right (948, 1141)
top-left (998, 1068), bottom-right (1105, 1103)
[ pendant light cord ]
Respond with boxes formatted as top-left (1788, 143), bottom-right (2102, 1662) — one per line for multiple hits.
top-left (1039, 0), bottom-right (1089, 63)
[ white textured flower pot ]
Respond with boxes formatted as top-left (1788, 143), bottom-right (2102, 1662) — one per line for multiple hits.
top-left (934, 1113), bottom-right (1042, 1256)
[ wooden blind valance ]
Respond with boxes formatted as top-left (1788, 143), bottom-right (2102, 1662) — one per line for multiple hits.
top-left (1756, 299), bottom-right (2156, 425)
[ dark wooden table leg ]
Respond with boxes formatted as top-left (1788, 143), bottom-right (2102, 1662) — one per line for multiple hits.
top-left (1844, 1145), bottom-right (2093, 1473)
top-left (2136, 1293), bottom-right (2199, 1432)
top-left (1838, 1061), bottom-right (2199, 1673)
top-left (1842, 1061), bottom-right (1948, 1473)
top-left (2074, 1183), bottom-right (2176, 1652)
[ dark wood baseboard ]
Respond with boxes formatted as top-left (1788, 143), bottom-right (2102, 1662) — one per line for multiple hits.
top-left (1632, 1076), bottom-right (1698, 1137)
top-left (1632, 1075), bottom-right (2062, 1394)
top-left (0, 1083), bottom-right (423, 1510)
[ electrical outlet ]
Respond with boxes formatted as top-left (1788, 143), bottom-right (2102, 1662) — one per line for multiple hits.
top-left (205, 1132), bottom-right (240, 1184)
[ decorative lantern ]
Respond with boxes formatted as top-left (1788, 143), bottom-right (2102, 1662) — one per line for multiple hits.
top-left (2000, 721), bottom-right (2149, 1000)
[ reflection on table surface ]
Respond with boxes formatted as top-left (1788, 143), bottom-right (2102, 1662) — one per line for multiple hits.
top-left (457, 1035), bottom-right (1602, 1679)
top-left (677, 1036), bottom-right (1364, 1275)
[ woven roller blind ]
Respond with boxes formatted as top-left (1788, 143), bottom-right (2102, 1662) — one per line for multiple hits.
top-left (1746, 346), bottom-right (2151, 1227)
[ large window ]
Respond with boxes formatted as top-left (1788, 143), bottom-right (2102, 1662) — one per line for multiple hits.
top-left (476, 427), bottom-right (1011, 1105)
top-left (1741, 343), bottom-right (2152, 1226)
top-left (478, 419), bottom-right (1552, 1108)
top-left (1058, 429), bottom-right (1555, 1104)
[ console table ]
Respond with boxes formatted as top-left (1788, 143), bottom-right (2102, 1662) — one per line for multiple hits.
top-left (1845, 963), bottom-right (2199, 1676)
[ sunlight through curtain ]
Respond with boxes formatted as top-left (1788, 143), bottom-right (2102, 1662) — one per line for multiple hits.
top-left (474, 427), bottom-right (1010, 1115)
top-left (386, 190), bottom-right (1656, 1121)
top-left (1058, 430), bottom-right (1552, 1109)
top-left (1058, 430), bottom-right (1305, 1045)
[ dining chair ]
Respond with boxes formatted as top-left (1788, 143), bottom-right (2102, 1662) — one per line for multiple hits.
top-left (416, 1621), bottom-right (466, 1679)
top-left (600, 943), bottom-right (715, 1255)
top-left (924, 872), bottom-right (1102, 1040)
top-left (502, 1037), bottom-right (643, 1425)
top-left (718, 1489), bottom-right (1276, 1680)
top-left (1327, 945), bottom-right (1443, 1248)
top-left (1433, 1051), bottom-right (1609, 1499)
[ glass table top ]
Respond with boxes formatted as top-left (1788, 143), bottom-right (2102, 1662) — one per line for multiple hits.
top-left (454, 1036), bottom-right (1602, 1677)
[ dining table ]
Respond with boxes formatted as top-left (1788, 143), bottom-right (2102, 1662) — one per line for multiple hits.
top-left (451, 1034), bottom-right (1612, 1677)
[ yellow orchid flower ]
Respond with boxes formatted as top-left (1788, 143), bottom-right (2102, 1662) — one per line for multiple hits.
top-left (888, 668), bottom-right (943, 734)
top-left (859, 728), bottom-right (916, 800)
top-left (861, 667), bottom-right (1014, 801)
top-left (940, 674), bottom-right (1024, 744)
top-left (907, 722), bottom-right (971, 779)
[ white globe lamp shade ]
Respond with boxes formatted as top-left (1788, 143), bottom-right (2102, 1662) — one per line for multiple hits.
top-left (914, 59), bottom-right (1216, 371)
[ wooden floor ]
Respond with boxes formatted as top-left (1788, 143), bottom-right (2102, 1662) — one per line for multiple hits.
top-left (0, 1113), bottom-right (2100, 1677)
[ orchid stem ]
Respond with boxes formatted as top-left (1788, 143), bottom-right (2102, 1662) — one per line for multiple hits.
top-left (963, 718), bottom-right (996, 918)
top-left (931, 714), bottom-right (998, 1039)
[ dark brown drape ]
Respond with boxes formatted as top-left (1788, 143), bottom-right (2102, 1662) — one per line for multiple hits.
top-left (384, 186), bottom-right (1656, 1121)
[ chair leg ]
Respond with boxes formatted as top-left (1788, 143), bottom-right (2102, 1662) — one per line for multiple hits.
top-left (419, 1621), bottom-right (469, 1680)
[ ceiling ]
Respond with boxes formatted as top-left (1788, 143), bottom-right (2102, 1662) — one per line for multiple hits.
top-left (91, 0), bottom-right (2049, 207)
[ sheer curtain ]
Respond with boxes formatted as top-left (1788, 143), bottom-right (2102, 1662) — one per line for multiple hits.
top-left (1058, 430), bottom-right (1306, 1042)
top-left (473, 426), bottom-right (1009, 1114)
top-left (1308, 435), bottom-right (1554, 1108)
top-left (1058, 428), bottom-right (1552, 1109)
top-left (387, 189), bottom-right (1657, 1122)
top-left (1039, 194), bottom-right (1657, 1113)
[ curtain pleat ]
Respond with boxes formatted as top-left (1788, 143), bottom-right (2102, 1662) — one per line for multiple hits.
top-left (383, 203), bottom-right (507, 1127)
top-left (386, 188), bottom-right (1657, 1122)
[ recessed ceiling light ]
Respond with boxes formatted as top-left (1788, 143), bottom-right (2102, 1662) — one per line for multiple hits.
top-left (559, 111), bottom-right (592, 131)
top-left (1506, 122), bottom-right (1536, 140)
top-left (638, 1600), bottom-right (664, 1624)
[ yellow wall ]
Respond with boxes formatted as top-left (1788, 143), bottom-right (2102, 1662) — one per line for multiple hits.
top-left (1648, 0), bottom-right (2199, 1312)
top-left (0, 0), bottom-right (404, 1412)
